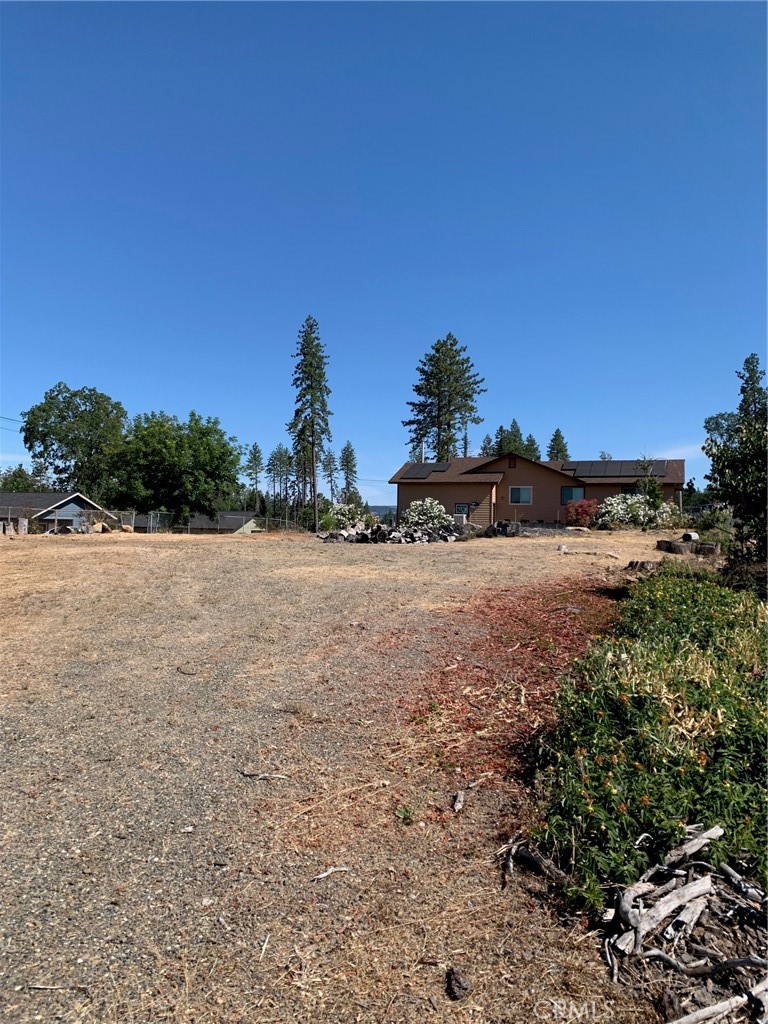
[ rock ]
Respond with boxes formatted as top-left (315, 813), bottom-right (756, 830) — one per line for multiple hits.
top-left (565, 526), bottom-right (591, 532)
top-left (446, 967), bottom-right (472, 1001)
top-left (120, 524), bottom-right (134, 533)
top-left (557, 544), bottom-right (570, 554)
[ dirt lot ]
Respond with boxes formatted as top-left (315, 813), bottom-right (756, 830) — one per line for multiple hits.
top-left (1, 530), bottom-right (676, 1023)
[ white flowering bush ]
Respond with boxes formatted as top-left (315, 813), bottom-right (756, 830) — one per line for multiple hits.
top-left (402, 497), bottom-right (452, 529)
top-left (331, 502), bottom-right (362, 529)
top-left (595, 494), bottom-right (682, 529)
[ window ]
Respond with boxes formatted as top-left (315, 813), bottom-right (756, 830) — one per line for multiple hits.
top-left (561, 486), bottom-right (585, 504)
top-left (509, 486), bottom-right (532, 504)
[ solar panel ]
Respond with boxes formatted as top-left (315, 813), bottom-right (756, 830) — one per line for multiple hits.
top-left (401, 463), bottom-right (447, 480)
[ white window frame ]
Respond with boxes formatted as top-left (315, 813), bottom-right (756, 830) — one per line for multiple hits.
top-left (509, 486), bottom-right (532, 505)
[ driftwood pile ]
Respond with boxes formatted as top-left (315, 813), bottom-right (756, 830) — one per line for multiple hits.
top-left (503, 827), bottom-right (767, 1024)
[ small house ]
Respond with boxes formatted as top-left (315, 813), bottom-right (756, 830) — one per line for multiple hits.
top-left (0, 491), bottom-right (118, 533)
top-left (389, 457), bottom-right (685, 527)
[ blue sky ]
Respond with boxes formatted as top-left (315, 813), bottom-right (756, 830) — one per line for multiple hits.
top-left (1, 1), bottom-right (765, 505)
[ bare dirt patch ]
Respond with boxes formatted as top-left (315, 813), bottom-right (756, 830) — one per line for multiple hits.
top-left (1, 531), bottom-right (680, 1022)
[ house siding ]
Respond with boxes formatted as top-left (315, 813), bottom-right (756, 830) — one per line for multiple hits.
top-left (476, 457), bottom-right (576, 524)
top-left (397, 482), bottom-right (496, 527)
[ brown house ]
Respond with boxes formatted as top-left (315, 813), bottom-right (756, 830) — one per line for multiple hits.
top-left (389, 457), bottom-right (685, 528)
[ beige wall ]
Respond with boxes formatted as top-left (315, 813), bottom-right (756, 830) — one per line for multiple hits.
top-left (482, 457), bottom-right (578, 524)
top-left (397, 482), bottom-right (495, 527)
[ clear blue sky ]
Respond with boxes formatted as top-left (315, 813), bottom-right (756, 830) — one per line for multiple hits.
top-left (2, 1), bottom-right (765, 505)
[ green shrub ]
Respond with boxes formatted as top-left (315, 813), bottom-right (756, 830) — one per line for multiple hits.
top-left (532, 563), bottom-right (767, 908)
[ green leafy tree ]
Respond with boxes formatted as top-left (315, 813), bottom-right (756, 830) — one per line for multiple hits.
top-left (21, 382), bottom-right (127, 498)
top-left (403, 333), bottom-right (485, 462)
top-left (599, 451), bottom-right (612, 461)
top-left (703, 354), bottom-right (767, 562)
top-left (287, 316), bottom-right (332, 532)
top-left (339, 441), bottom-right (358, 502)
top-left (0, 463), bottom-right (50, 492)
top-left (243, 442), bottom-right (264, 512)
top-left (546, 428), bottom-right (570, 461)
top-left (635, 455), bottom-right (663, 510)
top-left (113, 411), bottom-right (241, 524)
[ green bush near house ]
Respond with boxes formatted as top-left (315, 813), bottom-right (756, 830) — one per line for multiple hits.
top-left (532, 563), bottom-right (767, 909)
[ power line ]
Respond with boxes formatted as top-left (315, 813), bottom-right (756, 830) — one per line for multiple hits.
top-left (0, 416), bottom-right (23, 423)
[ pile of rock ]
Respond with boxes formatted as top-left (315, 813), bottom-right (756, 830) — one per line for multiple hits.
top-left (318, 521), bottom-right (482, 544)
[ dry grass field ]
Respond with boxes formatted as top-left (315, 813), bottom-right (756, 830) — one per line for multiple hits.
top-left (0, 530), bottom-right (679, 1023)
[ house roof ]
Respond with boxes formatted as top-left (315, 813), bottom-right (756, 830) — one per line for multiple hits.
top-left (544, 460), bottom-right (686, 484)
top-left (390, 454), bottom-right (584, 486)
top-left (389, 460), bottom-right (504, 485)
top-left (0, 491), bottom-right (117, 519)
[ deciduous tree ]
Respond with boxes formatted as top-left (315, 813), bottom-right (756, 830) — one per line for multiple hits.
top-left (113, 411), bottom-right (241, 524)
top-left (403, 334), bottom-right (485, 462)
top-left (0, 463), bottom-right (50, 492)
top-left (21, 382), bottom-right (127, 498)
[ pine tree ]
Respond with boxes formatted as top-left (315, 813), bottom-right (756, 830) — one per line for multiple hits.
top-left (507, 420), bottom-right (525, 454)
top-left (546, 428), bottom-right (570, 461)
top-left (267, 444), bottom-right (293, 517)
top-left (493, 425), bottom-right (510, 457)
top-left (479, 434), bottom-right (494, 457)
top-left (703, 353), bottom-right (767, 562)
top-left (244, 442), bottom-right (264, 512)
top-left (403, 333), bottom-right (485, 462)
top-left (287, 316), bottom-right (332, 532)
top-left (339, 441), bottom-right (358, 504)
top-left (522, 434), bottom-right (541, 460)
top-left (321, 449), bottom-right (339, 505)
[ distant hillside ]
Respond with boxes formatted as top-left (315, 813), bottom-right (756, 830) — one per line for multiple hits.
top-left (369, 505), bottom-right (396, 518)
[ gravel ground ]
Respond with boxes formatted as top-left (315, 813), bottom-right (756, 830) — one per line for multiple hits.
top-left (0, 530), bottom-right (674, 1023)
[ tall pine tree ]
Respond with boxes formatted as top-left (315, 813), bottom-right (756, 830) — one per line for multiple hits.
top-left (339, 441), bottom-right (358, 504)
top-left (403, 333), bottom-right (485, 462)
top-left (244, 442), bottom-right (264, 512)
top-left (522, 433), bottom-right (541, 460)
top-left (546, 428), bottom-right (570, 461)
top-left (287, 316), bottom-right (332, 532)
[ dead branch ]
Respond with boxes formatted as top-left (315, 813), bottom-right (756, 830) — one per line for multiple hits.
top-left (666, 975), bottom-right (768, 1024)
